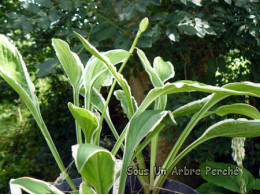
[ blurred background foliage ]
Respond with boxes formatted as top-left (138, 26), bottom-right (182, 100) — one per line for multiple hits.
top-left (0, 0), bottom-right (260, 193)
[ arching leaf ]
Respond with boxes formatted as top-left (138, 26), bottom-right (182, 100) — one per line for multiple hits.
top-left (205, 103), bottom-right (260, 119)
top-left (10, 177), bottom-right (63, 194)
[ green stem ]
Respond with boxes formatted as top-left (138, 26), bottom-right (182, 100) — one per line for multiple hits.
top-left (150, 98), bottom-right (160, 190)
top-left (153, 137), bottom-right (205, 193)
top-left (136, 152), bottom-right (150, 194)
top-left (35, 115), bottom-right (77, 191)
top-left (153, 94), bottom-right (227, 192)
top-left (94, 29), bottom-right (142, 145)
top-left (73, 88), bottom-right (82, 144)
top-left (111, 124), bottom-right (128, 156)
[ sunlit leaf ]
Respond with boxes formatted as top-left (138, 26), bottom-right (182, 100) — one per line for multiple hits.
top-left (68, 103), bottom-right (98, 143)
top-left (205, 103), bottom-right (260, 119)
top-left (79, 182), bottom-right (95, 194)
top-left (72, 144), bottom-right (115, 194)
top-left (137, 81), bottom-right (260, 116)
top-left (10, 177), bottom-right (63, 194)
top-left (114, 90), bottom-right (138, 119)
top-left (118, 110), bottom-right (175, 193)
top-left (200, 118), bottom-right (260, 139)
top-left (153, 57), bottom-right (175, 83)
top-left (52, 39), bottom-right (84, 90)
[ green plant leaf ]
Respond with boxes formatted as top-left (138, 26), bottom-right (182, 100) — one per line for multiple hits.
top-left (10, 177), bottom-right (63, 194)
top-left (253, 179), bottom-right (260, 190)
top-left (79, 182), bottom-right (95, 194)
top-left (68, 103), bottom-right (99, 143)
top-left (153, 57), bottom-right (175, 83)
top-left (137, 81), bottom-right (260, 116)
top-left (200, 162), bottom-right (255, 193)
top-left (52, 39), bottom-right (84, 90)
top-left (200, 118), bottom-right (260, 139)
top-left (80, 87), bottom-right (120, 142)
top-left (0, 34), bottom-right (76, 192)
top-left (72, 144), bottom-right (115, 194)
top-left (74, 32), bottom-right (112, 66)
top-left (205, 103), bottom-right (260, 119)
top-left (196, 182), bottom-right (232, 194)
top-left (173, 95), bottom-right (211, 117)
top-left (136, 48), bottom-right (163, 87)
top-left (136, 48), bottom-right (167, 109)
top-left (84, 49), bottom-right (129, 92)
top-left (118, 110), bottom-right (175, 193)
top-left (114, 90), bottom-right (138, 119)
top-left (0, 35), bottom-right (39, 116)
top-left (223, 82), bottom-right (260, 96)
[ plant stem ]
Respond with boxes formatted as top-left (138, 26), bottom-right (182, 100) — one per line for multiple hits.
top-left (94, 30), bottom-right (142, 145)
top-left (73, 88), bottom-right (82, 144)
top-left (36, 115), bottom-right (77, 191)
top-left (153, 94), bottom-right (227, 192)
top-left (153, 137), bottom-right (205, 193)
top-left (136, 153), bottom-right (150, 194)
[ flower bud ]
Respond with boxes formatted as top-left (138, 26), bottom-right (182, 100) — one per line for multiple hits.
top-left (139, 17), bottom-right (149, 33)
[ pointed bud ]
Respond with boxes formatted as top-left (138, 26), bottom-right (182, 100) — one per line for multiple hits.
top-left (139, 17), bottom-right (149, 33)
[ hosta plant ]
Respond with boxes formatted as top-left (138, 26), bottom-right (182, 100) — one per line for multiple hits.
top-left (1, 18), bottom-right (260, 194)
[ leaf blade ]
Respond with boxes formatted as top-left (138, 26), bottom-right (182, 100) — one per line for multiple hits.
top-left (72, 144), bottom-right (115, 194)
top-left (10, 177), bottom-right (63, 194)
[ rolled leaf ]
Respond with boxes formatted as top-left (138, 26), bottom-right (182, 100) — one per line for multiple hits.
top-left (114, 90), bottom-right (138, 119)
top-left (153, 57), bottom-right (175, 83)
top-left (52, 39), bottom-right (84, 90)
top-left (72, 144), bottom-right (116, 194)
top-left (68, 103), bottom-right (98, 143)
top-left (10, 177), bottom-right (63, 194)
top-left (118, 110), bottom-right (176, 193)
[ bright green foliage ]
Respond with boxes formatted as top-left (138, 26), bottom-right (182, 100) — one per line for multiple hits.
top-left (0, 34), bottom-right (76, 191)
top-left (52, 39), bottom-right (84, 90)
top-left (84, 49), bottom-right (129, 92)
top-left (114, 90), bottom-right (138, 119)
top-left (204, 103), bottom-right (260, 119)
top-left (200, 118), bottom-right (260, 140)
top-left (79, 182), bottom-right (95, 194)
top-left (0, 35), bottom-right (38, 116)
top-left (72, 144), bottom-right (115, 194)
top-left (153, 57), bottom-right (175, 83)
top-left (68, 103), bottom-right (99, 144)
top-left (199, 162), bottom-right (256, 193)
top-left (10, 177), bottom-right (63, 194)
top-left (1, 16), bottom-right (260, 194)
top-left (119, 110), bottom-right (176, 192)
